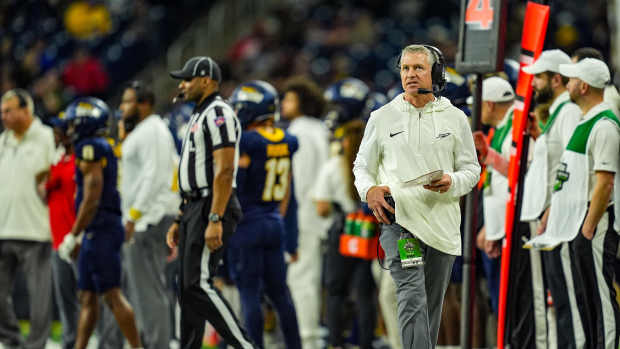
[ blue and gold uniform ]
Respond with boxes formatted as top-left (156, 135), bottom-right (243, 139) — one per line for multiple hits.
top-left (75, 137), bottom-right (124, 293)
top-left (236, 127), bottom-right (298, 219)
top-left (227, 80), bottom-right (302, 349)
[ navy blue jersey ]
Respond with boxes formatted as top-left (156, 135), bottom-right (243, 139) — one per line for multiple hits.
top-left (75, 137), bottom-right (121, 231)
top-left (237, 127), bottom-right (298, 220)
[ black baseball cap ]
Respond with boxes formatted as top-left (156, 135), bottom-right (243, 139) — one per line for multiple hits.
top-left (169, 56), bottom-right (222, 83)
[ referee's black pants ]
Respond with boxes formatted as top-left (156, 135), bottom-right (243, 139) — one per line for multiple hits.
top-left (177, 194), bottom-right (255, 349)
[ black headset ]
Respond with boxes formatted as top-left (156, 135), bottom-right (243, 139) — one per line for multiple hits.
top-left (13, 88), bottom-right (30, 109)
top-left (423, 45), bottom-right (447, 96)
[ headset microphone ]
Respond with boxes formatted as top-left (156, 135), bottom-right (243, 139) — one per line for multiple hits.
top-left (173, 92), bottom-right (185, 104)
top-left (417, 88), bottom-right (433, 94)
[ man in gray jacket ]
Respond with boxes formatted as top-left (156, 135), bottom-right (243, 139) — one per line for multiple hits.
top-left (353, 44), bottom-right (480, 348)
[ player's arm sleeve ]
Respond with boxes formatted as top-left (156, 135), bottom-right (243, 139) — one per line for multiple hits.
top-left (203, 105), bottom-right (238, 150)
top-left (289, 135), bottom-right (299, 155)
top-left (71, 159), bottom-right (104, 235)
top-left (76, 141), bottom-right (104, 163)
top-left (236, 132), bottom-right (257, 195)
top-left (353, 113), bottom-right (380, 202)
top-left (445, 112), bottom-right (481, 197)
top-left (236, 163), bottom-right (248, 197)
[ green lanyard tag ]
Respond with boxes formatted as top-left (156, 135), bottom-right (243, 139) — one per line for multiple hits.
top-left (398, 235), bottom-right (424, 268)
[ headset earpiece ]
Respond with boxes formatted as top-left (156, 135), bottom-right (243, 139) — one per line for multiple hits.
top-left (423, 45), bottom-right (447, 96)
top-left (13, 88), bottom-right (29, 108)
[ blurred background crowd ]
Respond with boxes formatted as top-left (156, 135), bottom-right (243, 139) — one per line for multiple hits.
top-left (1, 0), bottom-right (619, 348)
top-left (0, 0), bottom-right (616, 126)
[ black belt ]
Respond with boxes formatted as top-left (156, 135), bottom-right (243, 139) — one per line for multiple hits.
top-left (181, 188), bottom-right (210, 201)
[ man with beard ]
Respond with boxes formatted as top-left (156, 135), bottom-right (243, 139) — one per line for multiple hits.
top-left (539, 58), bottom-right (620, 349)
top-left (521, 49), bottom-right (583, 348)
top-left (167, 56), bottom-right (255, 348)
top-left (118, 81), bottom-right (180, 349)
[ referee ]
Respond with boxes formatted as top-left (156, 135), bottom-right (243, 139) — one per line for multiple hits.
top-left (166, 56), bottom-right (254, 349)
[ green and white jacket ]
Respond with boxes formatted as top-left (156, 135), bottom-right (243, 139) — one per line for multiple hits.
top-left (527, 102), bottom-right (620, 249)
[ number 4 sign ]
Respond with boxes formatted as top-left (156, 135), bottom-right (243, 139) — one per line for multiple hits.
top-left (466, 0), bottom-right (494, 30)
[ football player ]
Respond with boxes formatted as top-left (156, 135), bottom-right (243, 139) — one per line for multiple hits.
top-left (323, 77), bottom-right (370, 156)
top-left (227, 81), bottom-right (301, 349)
top-left (57, 97), bottom-right (142, 349)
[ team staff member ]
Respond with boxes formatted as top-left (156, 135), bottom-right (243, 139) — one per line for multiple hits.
top-left (571, 48), bottom-right (620, 237)
top-left (0, 89), bottom-right (55, 349)
top-left (281, 77), bottom-right (330, 349)
top-left (46, 117), bottom-right (79, 349)
top-left (353, 44), bottom-right (480, 348)
top-left (521, 50), bottom-right (583, 349)
top-left (542, 58), bottom-right (620, 349)
top-left (119, 81), bottom-right (180, 349)
top-left (166, 56), bottom-right (255, 349)
top-left (473, 77), bottom-right (516, 315)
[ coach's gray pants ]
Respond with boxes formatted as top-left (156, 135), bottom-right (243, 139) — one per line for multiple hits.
top-left (0, 240), bottom-right (52, 349)
top-left (380, 224), bottom-right (455, 349)
top-left (123, 216), bottom-right (173, 349)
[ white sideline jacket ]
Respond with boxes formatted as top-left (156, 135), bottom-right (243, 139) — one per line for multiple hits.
top-left (354, 94), bottom-right (480, 255)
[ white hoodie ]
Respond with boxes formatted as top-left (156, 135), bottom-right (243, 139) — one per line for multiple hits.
top-left (354, 93), bottom-right (480, 255)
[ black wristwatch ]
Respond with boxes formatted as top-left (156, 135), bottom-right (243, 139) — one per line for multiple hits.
top-left (208, 213), bottom-right (222, 223)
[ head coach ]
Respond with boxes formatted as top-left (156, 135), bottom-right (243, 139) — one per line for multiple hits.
top-left (167, 56), bottom-right (255, 349)
top-left (353, 44), bottom-right (480, 348)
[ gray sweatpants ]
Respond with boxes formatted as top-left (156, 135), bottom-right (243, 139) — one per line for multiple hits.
top-left (123, 215), bottom-right (174, 349)
top-left (0, 240), bottom-right (52, 349)
top-left (379, 224), bottom-right (455, 349)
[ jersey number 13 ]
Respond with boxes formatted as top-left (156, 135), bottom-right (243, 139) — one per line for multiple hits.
top-left (262, 157), bottom-right (290, 201)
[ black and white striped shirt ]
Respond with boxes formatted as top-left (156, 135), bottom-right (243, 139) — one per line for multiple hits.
top-left (178, 93), bottom-right (241, 194)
